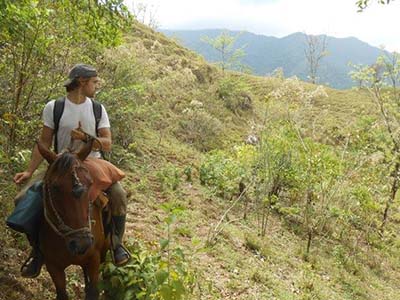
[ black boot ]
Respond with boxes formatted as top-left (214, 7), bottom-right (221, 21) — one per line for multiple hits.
top-left (21, 235), bottom-right (43, 278)
top-left (112, 215), bottom-right (130, 266)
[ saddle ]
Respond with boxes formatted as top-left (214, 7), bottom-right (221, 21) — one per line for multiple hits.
top-left (82, 157), bottom-right (125, 203)
top-left (78, 157), bottom-right (126, 252)
top-left (7, 158), bottom-right (124, 238)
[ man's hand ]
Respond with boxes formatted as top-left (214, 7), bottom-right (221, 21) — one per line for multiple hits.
top-left (14, 171), bottom-right (33, 184)
top-left (71, 129), bottom-right (87, 141)
top-left (71, 122), bottom-right (87, 141)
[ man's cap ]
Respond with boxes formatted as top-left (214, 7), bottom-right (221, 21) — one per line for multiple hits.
top-left (63, 64), bottom-right (98, 87)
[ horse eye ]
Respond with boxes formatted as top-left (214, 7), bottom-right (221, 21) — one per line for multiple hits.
top-left (51, 185), bottom-right (60, 193)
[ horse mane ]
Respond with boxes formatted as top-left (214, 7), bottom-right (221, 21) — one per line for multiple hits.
top-left (45, 152), bottom-right (77, 182)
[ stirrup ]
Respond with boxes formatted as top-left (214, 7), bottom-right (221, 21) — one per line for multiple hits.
top-left (111, 244), bottom-right (131, 267)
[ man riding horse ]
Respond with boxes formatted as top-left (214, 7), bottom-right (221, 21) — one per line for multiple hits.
top-left (13, 64), bottom-right (130, 278)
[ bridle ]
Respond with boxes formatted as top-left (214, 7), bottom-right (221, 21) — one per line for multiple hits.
top-left (43, 160), bottom-right (93, 240)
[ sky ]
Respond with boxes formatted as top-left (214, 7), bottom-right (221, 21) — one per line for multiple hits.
top-left (126, 0), bottom-right (400, 52)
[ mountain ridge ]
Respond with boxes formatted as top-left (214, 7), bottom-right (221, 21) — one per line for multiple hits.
top-left (161, 28), bottom-right (384, 89)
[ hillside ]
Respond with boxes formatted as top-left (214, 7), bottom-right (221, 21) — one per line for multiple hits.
top-left (161, 29), bottom-right (384, 89)
top-left (1, 20), bottom-right (400, 300)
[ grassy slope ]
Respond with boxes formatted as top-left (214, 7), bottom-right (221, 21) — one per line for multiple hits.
top-left (1, 21), bottom-right (400, 300)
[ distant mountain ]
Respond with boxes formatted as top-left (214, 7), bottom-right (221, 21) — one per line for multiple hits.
top-left (160, 29), bottom-right (384, 89)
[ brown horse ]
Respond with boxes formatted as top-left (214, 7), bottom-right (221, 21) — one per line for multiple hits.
top-left (37, 140), bottom-right (110, 300)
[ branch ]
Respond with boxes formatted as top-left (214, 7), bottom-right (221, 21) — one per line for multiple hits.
top-left (207, 180), bottom-right (255, 245)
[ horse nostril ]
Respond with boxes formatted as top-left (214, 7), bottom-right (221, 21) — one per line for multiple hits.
top-left (68, 240), bottom-right (78, 254)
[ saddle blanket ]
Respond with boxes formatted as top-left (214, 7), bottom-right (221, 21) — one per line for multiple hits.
top-left (83, 157), bottom-right (125, 202)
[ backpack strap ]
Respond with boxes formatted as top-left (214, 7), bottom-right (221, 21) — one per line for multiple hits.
top-left (92, 99), bottom-right (107, 159)
top-left (92, 99), bottom-right (102, 137)
top-left (53, 97), bottom-right (66, 153)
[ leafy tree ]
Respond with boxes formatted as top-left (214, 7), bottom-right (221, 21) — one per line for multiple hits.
top-left (253, 127), bottom-right (299, 237)
top-left (349, 63), bottom-right (374, 88)
top-left (267, 78), bottom-right (352, 258)
top-left (0, 0), bottom-right (131, 155)
top-left (216, 75), bottom-right (253, 113)
top-left (201, 31), bottom-right (246, 74)
top-left (350, 52), bottom-right (400, 231)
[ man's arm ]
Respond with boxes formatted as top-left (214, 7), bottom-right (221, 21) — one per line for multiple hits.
top-left (95, 127), bottom-right (112, 152)
top-left (71, 126), bottom-right (112, 152)
top-left (13, 126), bottom-right (54, 184)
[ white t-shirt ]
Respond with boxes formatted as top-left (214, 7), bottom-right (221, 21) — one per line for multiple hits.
top-left (43, 97), bottom-right (110, 158)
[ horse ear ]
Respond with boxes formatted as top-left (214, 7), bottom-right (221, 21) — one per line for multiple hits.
top-left (77, 138), bottom-right (94, 161)
top-left (37, 141), bottom-right (57, 164)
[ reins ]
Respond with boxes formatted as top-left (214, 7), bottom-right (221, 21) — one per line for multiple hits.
top-left (43, 161), bottom-right (93, 240)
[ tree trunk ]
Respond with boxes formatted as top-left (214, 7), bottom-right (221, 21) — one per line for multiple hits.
top-left (7, 72), bottom-right (24, 155)
top-left (305, 230), bottom-right (312, 260)
top-left (304, 189), bottom-right (313, 260)
top-left (381, 160), bottom-right (400, 231)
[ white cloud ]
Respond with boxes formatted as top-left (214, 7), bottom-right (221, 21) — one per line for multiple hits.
top-left (126, 0), bottom-right (400, 51)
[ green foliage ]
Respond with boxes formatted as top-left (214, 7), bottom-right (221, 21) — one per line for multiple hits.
top-left (255, 125), bottom-right (300, 195)
top-left (349, 116), bottom-right (389, 153)
top-left (350, 52), bottom-right (400, 231)
top-left (349, 63), bottom-right (375, 87)
top-left (261, 77), bottom-right (365, 251)
top-left (351, 186), bottom-right (380, 213)
top-left (183, 165), bottom-right (193, 183)
top-left (253, 121), bottom-right (347, 243)
top-left (9, 149), bottom-right (31, 173)
top-left (100, 245), bottom-right (177, 300)
top-left (156, 163), bottom-right (182, 192)
top-left (101, 203), bottom-right (195, 300)
top-left (269, 76), bottom-right (328, 106)
top-left (200, 145), bottom-right (256, 199)
top-left (252, 126), bottom-right (301, 235)
top-left (0, 0), bottom-right (131, 155)
top-left (200, 150), bottom-right (240, 199)
top-left (201, 30), bottom-right (246, 73)
top-left (332, 245), bottom-right (361, 275)
top-left (98, 83), bottom-right (145, 148)
top-left (217, 76), bottom-right (253, 113)
top-left (175, 106), bottom-right (223, 151)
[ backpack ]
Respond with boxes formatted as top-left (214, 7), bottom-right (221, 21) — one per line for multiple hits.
top-left (53, 97), bottom-right (102, 153)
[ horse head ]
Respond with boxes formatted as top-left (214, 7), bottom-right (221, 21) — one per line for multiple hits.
top-left (38, 140), bottom-right (95, 256)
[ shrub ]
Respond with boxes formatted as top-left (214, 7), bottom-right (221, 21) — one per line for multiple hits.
top-left (175, 108), bottom-right (223, 152)
top-left (156, 163), bottom-right (182, 191)
top-left (269, 76), bottom-right (328, 105)
top-left (98, 84), bottom-right (145, 149)
top-left (101, 203), bottom-right (196, 300)
top-left (200, 150), bottom-right (241, 199)
top-left (200, 145), bottom-right (255, 199)
top-left (217, 76), bottom-right (253, 113)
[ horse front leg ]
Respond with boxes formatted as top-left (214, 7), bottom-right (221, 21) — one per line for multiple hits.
top-left (83, 254), bottom-right (101, 300)
top-left (46, 264), bottom-right (68, 300)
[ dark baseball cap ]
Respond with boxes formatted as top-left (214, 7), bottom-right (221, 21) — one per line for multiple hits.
top-left (63, 64), bottom-right (98, 87)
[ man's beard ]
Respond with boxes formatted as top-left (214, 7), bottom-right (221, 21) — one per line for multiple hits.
top-left (85, 91), bottom-right (96, 98)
